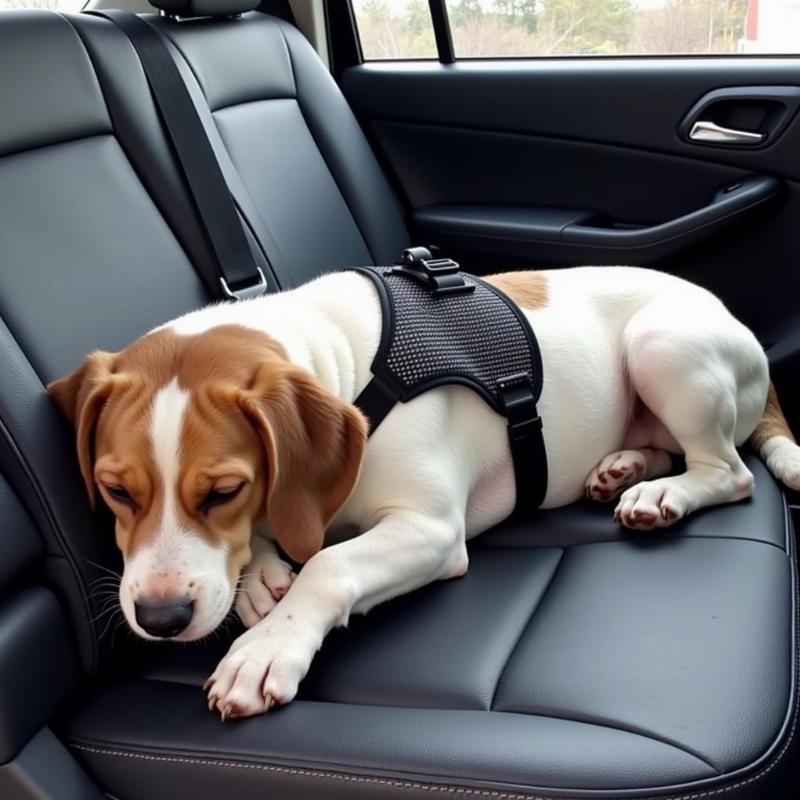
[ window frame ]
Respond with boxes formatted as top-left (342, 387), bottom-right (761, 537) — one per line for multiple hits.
top-left (341, 0), bottom-right (800, 66)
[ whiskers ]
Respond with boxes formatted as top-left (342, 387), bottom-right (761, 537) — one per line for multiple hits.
top-left (232, 570), bottom-right (257, 600)
top-left (204, 571), bottom-right (254, 642)
top-left (84, 559), bottom-right (127, 645)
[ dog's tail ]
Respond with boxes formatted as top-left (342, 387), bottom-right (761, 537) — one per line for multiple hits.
top-left (750, 381), bottom-right (800, 490)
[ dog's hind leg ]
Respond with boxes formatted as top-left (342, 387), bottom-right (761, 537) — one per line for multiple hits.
top-left (613, 297), bottom-right (768, 530)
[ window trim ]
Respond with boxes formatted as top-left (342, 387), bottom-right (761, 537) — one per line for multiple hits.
top-left (325, 0), bottom-right (363, 80)
top-left (345, 0), bottom-right (800, 66)
top-left (428, 0), bottom-right (454, 64)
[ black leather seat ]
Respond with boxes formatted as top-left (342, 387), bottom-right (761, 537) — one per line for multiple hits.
top-left (0, 4), bottom-right (796, 800)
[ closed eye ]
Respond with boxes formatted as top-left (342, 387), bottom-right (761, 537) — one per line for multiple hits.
top-left (105, 484), bottom-right (138, 512)
top-left (199, 482), bottom-right (245, 515)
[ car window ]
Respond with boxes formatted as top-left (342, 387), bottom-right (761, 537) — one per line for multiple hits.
top-left (0, 0), bottom-right (85, 10)
top-left (353, 0), bottom-right (800, 60)
top-left (351, 0), bottom-right (439, 59)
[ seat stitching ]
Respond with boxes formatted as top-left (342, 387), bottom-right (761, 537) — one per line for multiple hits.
top-left (69, 745), bottom-right (543, 799)
top-left (68, 731), bottom-right (793, 800)
top-left (473, 534), bottom-right (788, 553)
top-left (488, 550), bottom-right (564, 710)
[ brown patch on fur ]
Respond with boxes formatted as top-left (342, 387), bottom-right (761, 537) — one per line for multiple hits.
top-left (484, 271), bottom-right (549, 310)
top-left (749, 380), bottom-right (796, 451)
top-left (48, 350), bottom-right (118, 506)
top-left (48, 324), bottom-right (367, 574)
top-left (237, 363), bottom-right (367, 563)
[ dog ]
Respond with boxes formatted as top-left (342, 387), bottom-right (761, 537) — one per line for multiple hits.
top-left (48, 266), bottom-right (800, 720)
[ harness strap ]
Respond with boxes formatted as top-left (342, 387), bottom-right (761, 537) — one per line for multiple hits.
top-left (355, 370), bottom-right (547, 515)
top-left (354, 256), bottom-right (548, 517)
top-left (353, 373), bottom-right (403, 433)
top-left (497, 374), bottom-right (548, 515)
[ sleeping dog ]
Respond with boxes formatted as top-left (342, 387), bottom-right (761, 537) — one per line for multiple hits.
top-left (49, 266), bottom-right (800, 720)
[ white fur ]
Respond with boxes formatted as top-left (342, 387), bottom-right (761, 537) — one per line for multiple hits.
top-left (151, 378), bottom-right (188, 539)
top-left (119, 379), bottom-right (234, 641)
top-left (235, 536), bottom-right (296, 628)
top-left (155, 267), bottom-right (777, 716)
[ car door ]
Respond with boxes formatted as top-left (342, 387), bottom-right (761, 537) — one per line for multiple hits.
top-left (329, 0), bottom-right (800, 431)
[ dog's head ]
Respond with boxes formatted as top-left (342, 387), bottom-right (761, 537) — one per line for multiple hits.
top-left (48, 325), bottom-right (367, 641)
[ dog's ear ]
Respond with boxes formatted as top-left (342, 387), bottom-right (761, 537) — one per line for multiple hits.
top-left (238, 363), bottom-right (367, 563)
top-left (47, 351), bottom-right (116, 506)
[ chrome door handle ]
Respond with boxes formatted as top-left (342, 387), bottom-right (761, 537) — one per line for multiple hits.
top-left (689, 120), bottom-right (766, 145)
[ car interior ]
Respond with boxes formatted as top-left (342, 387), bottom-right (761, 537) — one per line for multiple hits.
top-left (0, 0), bottom-right (798, 798)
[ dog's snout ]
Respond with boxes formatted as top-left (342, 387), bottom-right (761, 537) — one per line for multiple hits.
top-left (134, 596), bottom-right (194, 638)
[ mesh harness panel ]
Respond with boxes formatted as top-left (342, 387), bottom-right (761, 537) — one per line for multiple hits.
top-left (353, 263), bottom-right (547, 515)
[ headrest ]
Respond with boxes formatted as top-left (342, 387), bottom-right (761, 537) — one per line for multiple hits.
top-left (149, 0), bottom-right (260, 17)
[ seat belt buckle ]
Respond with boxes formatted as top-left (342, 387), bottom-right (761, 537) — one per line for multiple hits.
top-left (219, 267), bottom-right (268, 301)
top-left (498, 373), bottom-right (542, 442)
top-left (392, 247), bottom-right (476, 296)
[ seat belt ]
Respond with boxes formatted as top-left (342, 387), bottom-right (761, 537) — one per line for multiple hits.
top-left (90, 9), bottom-right (267, 301)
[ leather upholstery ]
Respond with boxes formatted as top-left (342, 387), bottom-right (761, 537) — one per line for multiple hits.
top-left (0, 7), bottom-right (795, 800)
top-left (0, 728), bottom-right (106, 800)
top-left (66, 458), bottom-right (798, 798)
top-left (146, 12), bottom-right (410, 282)
top-left (0, 12), bottom-right (109, 157)
top-left (0, 590), bottom-right (80, 763)
top-left (0, 475), bottom-right (42, 589)
top-left (69, 12), bottom-right (244, 299)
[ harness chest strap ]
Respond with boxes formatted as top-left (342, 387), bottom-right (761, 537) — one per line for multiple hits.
top-left (353, 252), bottom-right (548, 516)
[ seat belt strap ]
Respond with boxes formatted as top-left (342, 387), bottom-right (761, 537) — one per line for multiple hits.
top-left (91, 9), bottom-right (267, 301)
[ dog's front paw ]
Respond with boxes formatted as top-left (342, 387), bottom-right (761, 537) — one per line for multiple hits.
top-left (205, 623), bottom-right (316, 720)
top-left (585, 450), bottom-right (646, 502)
top-left (235, 552), bottom-right (296, 628)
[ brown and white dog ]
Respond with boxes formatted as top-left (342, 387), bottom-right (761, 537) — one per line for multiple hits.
top-left (49, 266), bottom-right (800, 719)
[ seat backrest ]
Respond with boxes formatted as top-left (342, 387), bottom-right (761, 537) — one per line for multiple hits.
top-left (0, 9), bottom-right (220, 679)
top-left (139, 3), bottom-right (410, 286)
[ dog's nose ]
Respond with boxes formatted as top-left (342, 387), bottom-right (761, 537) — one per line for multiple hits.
top-left (134, 596), bottom-right (194, 638)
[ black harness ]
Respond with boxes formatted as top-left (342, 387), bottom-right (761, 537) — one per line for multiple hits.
top-left (353, 249), bottom-right (548, 516)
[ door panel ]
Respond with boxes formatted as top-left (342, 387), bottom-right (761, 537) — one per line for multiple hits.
top-left (343, 60), bottom-right (800, 176)
top-left (340, 56), bottom-right (800, 427)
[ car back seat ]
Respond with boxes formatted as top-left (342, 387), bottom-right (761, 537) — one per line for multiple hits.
top-left (0, 4), bottom-right (796, 800)
top-left (74, 2), bottom-right (409, 290)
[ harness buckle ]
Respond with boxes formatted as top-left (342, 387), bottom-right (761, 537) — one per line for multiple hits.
top-left (393, 247), bottom-right (476, 296)
top-left (219, 267), bottom-right (268, 301)
top-left (498, 373), bottom-right (541, 441)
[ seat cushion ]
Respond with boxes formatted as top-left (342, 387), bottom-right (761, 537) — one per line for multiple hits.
top-left (65, 457), bottom-right (798, 800)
